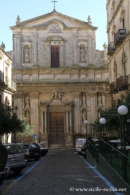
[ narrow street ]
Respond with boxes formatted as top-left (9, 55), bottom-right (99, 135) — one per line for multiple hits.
top-left (0, 149), bottom-right (123, 195)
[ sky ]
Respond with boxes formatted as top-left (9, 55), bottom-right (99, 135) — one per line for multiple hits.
top-left (0, 0), bottom-right (107, 51)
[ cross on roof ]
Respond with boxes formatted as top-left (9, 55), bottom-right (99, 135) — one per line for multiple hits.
top-left (51, 0), bottom-right (58, 10)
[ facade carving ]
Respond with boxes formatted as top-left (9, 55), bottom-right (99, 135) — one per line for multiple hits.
top-left (49, 24), bottom-right (61, 33)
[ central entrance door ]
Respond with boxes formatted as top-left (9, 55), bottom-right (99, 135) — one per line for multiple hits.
top-left (49, 112), bottom-right (64, 145)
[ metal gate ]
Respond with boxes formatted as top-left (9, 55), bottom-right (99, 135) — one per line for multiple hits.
top-left (49, 112), bottom-right (64, 144)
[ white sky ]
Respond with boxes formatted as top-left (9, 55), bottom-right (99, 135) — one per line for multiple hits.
top-left (0, 0), bottom-right (107, 51)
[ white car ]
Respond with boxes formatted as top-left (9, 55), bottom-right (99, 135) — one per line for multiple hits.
top-left (4, 144), bottom-right (27, 175)
top-left (75, 138), bottom-right (86, 153)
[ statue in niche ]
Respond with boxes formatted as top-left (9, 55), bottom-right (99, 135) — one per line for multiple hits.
top-left (82, 94), bottom-right (86, 106)
top-left (103, 42), bottom-right (107, 54)
top-left (82, 110), bottom-right (86, 122)
top-left (98, 94), bottom-right (102, 106)
top-left (25, 95), bottom-right (30, 108)
top-left (80, 47), bottom-right (86, 62)
top-left (25, 111), bottom-right (30, 124)
top-left (24, 47), bottom-right (30, 62)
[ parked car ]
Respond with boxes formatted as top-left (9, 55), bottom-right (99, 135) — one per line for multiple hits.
top-left (0, 143), bottom-right (10, 185)
top-left (4, 143), bottom-right (27, 175)
top-left (75, 138), bottom-right (86, 154)
top-left (15, 143), bottom-right (29, 162)
top-left (26, 143), bottom-right (41, 160)
top-left (37, 143), bottom-right (48, 155)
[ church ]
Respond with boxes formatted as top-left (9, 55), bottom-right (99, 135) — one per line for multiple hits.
top-left (10, 7), bottom-right (111, 148)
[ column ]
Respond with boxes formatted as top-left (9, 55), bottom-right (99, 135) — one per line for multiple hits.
top-left (66, 111), bottom-right (69, 133)
top-left (69, 110), bottom-right (72, 133)
top-left (72, 30), bottom-right (78, 65)
top-left (73, 93), bottom-right (80, 134)
top-left (60, 42), bottom-right (64, 67)
top-left (41, 112), bottom-right (44, 133)
top-left (15, 33), bottom-right (21, 66)
top-left (88, 36), bottom-right (92, 64)
top-left (32, 32), bottom-right (38, 66)
top-left (45, 111), bottom-right (47, 134)
top-left (46, 43), bottom-right (50, 66)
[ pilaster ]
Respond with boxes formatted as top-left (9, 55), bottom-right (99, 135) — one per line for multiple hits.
top-left (32, 32), bottom-right (38, 66)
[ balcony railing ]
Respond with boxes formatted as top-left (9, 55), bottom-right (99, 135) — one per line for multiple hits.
top-left (110, 81), bottom-right (118, 92)
top-left (114, 29), bottom-right (126, 45)
top-left (108, 42), bottom-right (115, 55)
top-left (117, 76), bottom-right (128, 90)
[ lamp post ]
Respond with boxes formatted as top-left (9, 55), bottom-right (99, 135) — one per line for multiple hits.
top-left (117, 105), bottom-right (128, 153)
top-left (99, 118), bottom-right (106, 139)
top-left (84, 120), bottom-right (88, 159)
top-left (84, 120), bottom-right (88, 139)
top-left (118, 105), bottom-right (128, 181)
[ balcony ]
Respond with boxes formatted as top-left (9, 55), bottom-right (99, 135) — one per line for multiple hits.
top-left (108, 42), bottom-right (115, 55)
top-left (117, 76), bottom-right (128, 90)
top-left (110, 81), bottom-right (118, 93)
top-left (114, 29), bottom-right (126, 46)
top-left (5, 76), bottom-right (16, 91)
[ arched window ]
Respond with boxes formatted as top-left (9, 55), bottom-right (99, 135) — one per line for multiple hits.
top-left (51, 45), bottom-right (59, 68)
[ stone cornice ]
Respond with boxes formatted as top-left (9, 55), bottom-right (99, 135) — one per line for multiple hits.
top-left (10, 10), bottom-right (97, 31)
top-left (12, 64), bottom-right (109, 73)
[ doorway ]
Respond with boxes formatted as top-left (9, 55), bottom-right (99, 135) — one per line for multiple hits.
top-left (49, 112), bottom-right (64, 145)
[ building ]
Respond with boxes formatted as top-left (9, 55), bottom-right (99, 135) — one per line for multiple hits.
top-left (107, 0), bottom-right (130, 102)
top-left (0, 42), bottom-right (16, 143)
top-left (10, 9), bottom-right (110, 148)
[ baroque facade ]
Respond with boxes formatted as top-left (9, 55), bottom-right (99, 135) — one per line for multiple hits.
top-left (11, 10), bottom-right (110, 147)
top-left (107, 0), bottom-right (130, 101)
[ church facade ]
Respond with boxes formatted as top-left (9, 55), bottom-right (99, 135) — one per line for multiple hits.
top-left (11, 10), bottom-right (110, 147)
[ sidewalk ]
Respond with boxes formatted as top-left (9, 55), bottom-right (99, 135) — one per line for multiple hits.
top-left (0, 149), bottom-right (123, 195)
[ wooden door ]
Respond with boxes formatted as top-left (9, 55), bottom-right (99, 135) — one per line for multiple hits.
top-left (49, 112), bottom-right (64, 144)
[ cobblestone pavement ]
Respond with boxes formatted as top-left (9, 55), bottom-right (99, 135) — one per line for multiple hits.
top-left (0, 149), bottom-right (123, 195)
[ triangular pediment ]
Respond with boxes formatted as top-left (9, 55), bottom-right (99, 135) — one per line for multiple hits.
top-left (10, 10), bottom-right (97, 31)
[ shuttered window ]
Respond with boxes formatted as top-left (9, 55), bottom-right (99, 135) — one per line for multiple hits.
top-left (51, 45), bottom-right (59, 68)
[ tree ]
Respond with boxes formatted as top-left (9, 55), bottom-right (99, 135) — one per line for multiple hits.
top-left (0, 103), bottom-right (27, 143)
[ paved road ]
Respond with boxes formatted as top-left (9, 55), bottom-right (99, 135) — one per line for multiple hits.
top-left (0, 149), bottom-right (124, 195)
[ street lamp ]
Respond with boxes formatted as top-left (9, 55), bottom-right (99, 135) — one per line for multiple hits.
top-left (99, 118), bottom-right (106, 139)
top-left (117, 105), bottom-right (128, 153)
top-left (117, 105), bottom-right (128, 181)
top-left (84, 120), bottom-right (88, 139)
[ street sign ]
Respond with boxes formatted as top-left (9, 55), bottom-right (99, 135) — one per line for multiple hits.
top-left (33, 134), bottom-right (38, 139)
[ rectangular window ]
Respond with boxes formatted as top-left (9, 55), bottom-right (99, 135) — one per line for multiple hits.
top-left (51, 45), bottom-right (59, 68)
